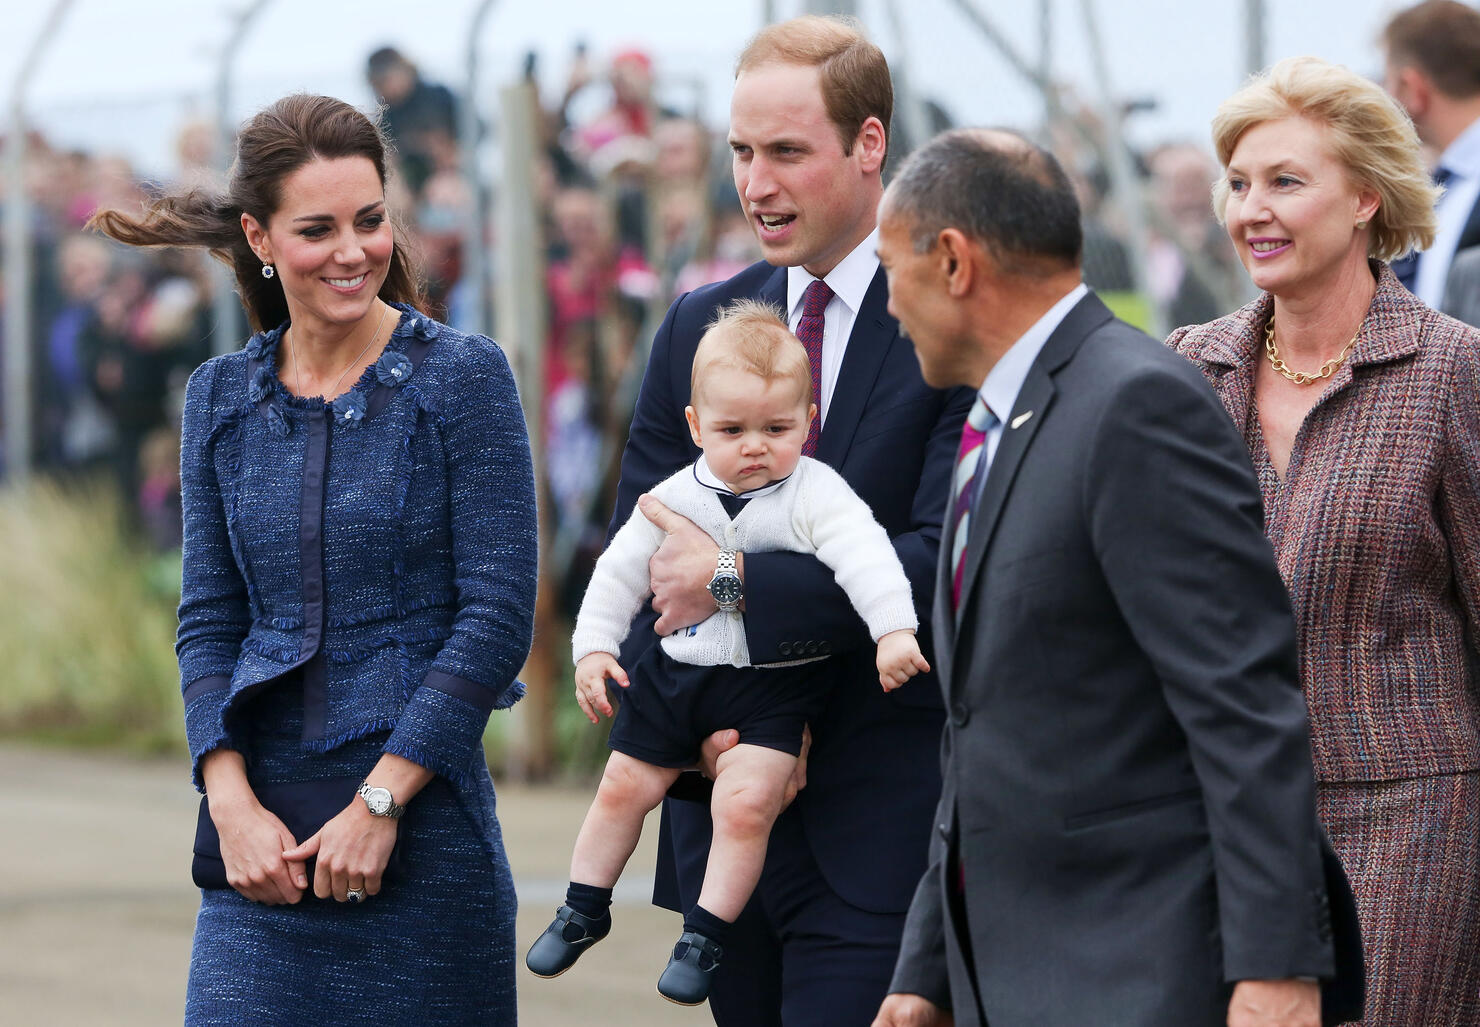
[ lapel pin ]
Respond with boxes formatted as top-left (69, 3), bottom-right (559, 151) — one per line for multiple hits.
top-left (1011, 410), bottom-right (1034, 429)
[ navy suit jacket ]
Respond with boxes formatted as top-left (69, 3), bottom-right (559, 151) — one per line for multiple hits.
top-left (890, 293), bottom-right (1363, 1025)
top-left (610, 259), bottom-right (972, 914)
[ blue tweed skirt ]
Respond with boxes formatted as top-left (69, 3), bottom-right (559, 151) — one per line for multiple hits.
top-left (185, 681), bottom-right (517, 1025)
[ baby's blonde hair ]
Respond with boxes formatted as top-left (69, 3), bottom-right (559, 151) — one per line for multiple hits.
top-left (691, 299), bottom-right (812, 408)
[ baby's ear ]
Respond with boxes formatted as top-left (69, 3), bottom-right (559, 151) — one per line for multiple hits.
top-left (684, 405), bottom-right (703, 447)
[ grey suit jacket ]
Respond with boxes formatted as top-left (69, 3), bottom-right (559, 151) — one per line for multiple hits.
top-left (888, 292), bottom-right (1363, 1026)
top-left (1443, 245), bottom-right (1480, 328)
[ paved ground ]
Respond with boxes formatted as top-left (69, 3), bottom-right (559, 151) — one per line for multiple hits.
top-left (0, 744), bottom-right (703, 1025)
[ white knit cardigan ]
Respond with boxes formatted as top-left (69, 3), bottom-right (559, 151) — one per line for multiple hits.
top-left (572, 456), bottom-right (918, 667)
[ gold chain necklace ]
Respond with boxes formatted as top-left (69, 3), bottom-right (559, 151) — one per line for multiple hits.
top-left (1263, 320), bottom-right (1358, 386)
top-left (287, 301), bottom-right (391, 399)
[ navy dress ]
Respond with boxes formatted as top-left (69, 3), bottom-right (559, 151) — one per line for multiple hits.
top-left (178, 306), bottom-right (536, 1026)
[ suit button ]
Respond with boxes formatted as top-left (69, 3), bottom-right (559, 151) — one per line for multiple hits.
top-left (952, 704), bottom-right (970, 727)
top-left (779, 642), bottom-right (793, 657)
top-left (804, 641), bottom-right (819, 656)
top-left (820, 641), bottom-right (832, 655)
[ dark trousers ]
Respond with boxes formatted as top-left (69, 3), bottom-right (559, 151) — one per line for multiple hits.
top-left (664, 798), bottom-right (906, 1026)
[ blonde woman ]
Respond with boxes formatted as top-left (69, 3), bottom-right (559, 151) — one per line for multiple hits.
top-left (1170, 57), bottom-right (1480, 1025)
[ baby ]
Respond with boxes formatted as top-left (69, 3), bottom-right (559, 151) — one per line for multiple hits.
top-left (526, 299), bottom-right (929, 1005)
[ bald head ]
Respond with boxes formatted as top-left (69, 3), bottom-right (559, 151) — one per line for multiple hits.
top-left (881, 127), bottom-right (1082, 276)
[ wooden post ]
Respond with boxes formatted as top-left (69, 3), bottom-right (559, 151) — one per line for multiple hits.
top-left (495, 79), bottom-right (556, 781)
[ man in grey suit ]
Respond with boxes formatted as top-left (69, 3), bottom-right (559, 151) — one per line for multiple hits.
top-left (1383, 0), bottom-right (1480, 323)
top-left (869, 130), bottom-right (1363, 1027)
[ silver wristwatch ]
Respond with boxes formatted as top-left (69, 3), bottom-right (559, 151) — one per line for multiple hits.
top-left (357, 780), bottom-right (406, 819)
top-left (706, 549), bottom-right (744, 612)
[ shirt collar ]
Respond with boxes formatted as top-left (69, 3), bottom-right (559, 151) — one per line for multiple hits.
top-left (1439, 116), bottom-right (1480, 180)
top-left (786, 226), bottom-right (880, 320)
top-left (978, 282), bottom-right (1089, 423)
top-left (692, 456), bottom-right (790, 500)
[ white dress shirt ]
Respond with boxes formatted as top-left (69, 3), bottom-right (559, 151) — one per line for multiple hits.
top-left (1416, 116), bottom-right (1480, 309)
top-left (786, 227), bottom-right (880, 426)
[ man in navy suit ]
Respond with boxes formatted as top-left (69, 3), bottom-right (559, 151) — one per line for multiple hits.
top-left (606, 14), bottom-right (971, 1026)
top-left (872, 129), bottom-right (1363, 1027)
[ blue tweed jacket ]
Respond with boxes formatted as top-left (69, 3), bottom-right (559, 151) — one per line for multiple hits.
top-left (177, 304), bottom-right (537, 790)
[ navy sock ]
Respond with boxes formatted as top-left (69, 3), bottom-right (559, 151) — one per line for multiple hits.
top-left (566, 882), bottom-right (613, 922)
top-left (682, 904), bottom-right (732, 948)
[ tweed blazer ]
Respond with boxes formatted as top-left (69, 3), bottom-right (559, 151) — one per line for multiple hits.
top-left (176, 305), bottom-right (537, 790)
top-left (1168, 262), bottom-right (1480, 782)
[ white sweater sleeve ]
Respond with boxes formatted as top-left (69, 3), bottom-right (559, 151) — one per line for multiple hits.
top-left (795, 460), bottom-right (919, 640)
top-left (570, 495), bottom-right (668, 663)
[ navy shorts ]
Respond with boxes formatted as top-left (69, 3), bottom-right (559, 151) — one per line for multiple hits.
top-left (607, 645), bottom-right (831, 768)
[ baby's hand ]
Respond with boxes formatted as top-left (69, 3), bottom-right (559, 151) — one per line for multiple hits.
top-left (574, 652), bottom-right (629, 724)
top-left (877, 629), bottom-right (930, 691)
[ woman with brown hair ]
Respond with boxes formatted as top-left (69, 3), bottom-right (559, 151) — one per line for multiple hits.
top-left (94, 94), bottom-right (536, 1024)
top-left (1170, 57), bottom-right (1480, 1024)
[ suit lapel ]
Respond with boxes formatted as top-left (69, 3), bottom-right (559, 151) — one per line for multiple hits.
top-left (933, 500), bottom-right (957, 680)
top-left (953, 293), bottom-right (1112, 631)
top-left (817, 268), bottom-right (896, 466)
top-left (954, 373), bottom-right (1055, 629)
top-left (758, 265), bottom-right (787, 313)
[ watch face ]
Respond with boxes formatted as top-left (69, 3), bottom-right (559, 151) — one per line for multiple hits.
top-left (710, 575), bottom-right (742, 606)
top-left (365, 787), bottom-right (392, 816)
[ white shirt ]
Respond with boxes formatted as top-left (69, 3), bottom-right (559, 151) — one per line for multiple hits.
top-left (1416, 116), bottom-right (1480, 308)
top-left (786, 226), bottom-right (880, 426)
top-left (974, 283), bottom-right (1090, 477)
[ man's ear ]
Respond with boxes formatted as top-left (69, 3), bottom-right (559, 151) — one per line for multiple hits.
top-left (241, 212), bottom-right (272, 265)
top-left (1399, 65), bottom-right (1433, 119)
top-left (853, 116), bottom-right (887, 175)
top-left (938, 228), bottom-right (975, 297)
top-left (684, 405), bottom-right (703, 448)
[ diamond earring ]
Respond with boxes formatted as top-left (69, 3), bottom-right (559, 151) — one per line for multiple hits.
top-left (261, 263), bottom-right (276, 279)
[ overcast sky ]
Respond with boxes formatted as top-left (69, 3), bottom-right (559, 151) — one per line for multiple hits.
top-left (0, 0), bottom-right (1414, 179)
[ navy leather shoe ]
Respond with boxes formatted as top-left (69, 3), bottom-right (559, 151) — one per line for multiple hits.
top-left (525, 905), bottom-right (611, 978)
top-left (656, 930), bottom-right (723, 1005)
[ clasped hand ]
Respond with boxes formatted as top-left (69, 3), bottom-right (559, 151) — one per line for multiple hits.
top-left (878, 629), bottom-right (931, 691)
top-left (212, 794), bottom-right (398, 904)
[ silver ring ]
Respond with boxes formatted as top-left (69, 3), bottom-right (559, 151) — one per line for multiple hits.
top-left (346, 887), bottom-right (366, 904)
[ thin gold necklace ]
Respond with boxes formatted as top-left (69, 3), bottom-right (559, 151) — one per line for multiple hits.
top-left (287, 301), bottom-right (391, 399)
top-left (1263, 320), bottom-right (1358, 386)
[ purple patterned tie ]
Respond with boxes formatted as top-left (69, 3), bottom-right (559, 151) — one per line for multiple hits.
top-left (797, 279), bottom-right (834, 457)
top-left (950, 395), bottom-right (998, 611)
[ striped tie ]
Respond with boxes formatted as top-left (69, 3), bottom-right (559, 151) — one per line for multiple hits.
top-left (797, 279), bottom-right (833, 457)
top-left (950, 396), bottom-right (998, 611)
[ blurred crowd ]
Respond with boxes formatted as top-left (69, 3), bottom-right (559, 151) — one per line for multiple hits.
top-left (0, 42), bottom-right (1241, 603)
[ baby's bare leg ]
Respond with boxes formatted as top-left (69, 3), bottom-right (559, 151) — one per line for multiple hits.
top-left (698, 743), bottom-right (799, 921)
top-left (571, 751), bottom-right (682, 887)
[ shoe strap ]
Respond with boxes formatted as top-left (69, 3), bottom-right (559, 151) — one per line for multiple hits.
top-left (555, 905), bottom-right (608, 934)
top-left (675, 931), bottom-right (724, 966)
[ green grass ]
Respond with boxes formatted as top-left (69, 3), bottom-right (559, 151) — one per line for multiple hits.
top-left (0, 480), bottom-right (183, 754)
